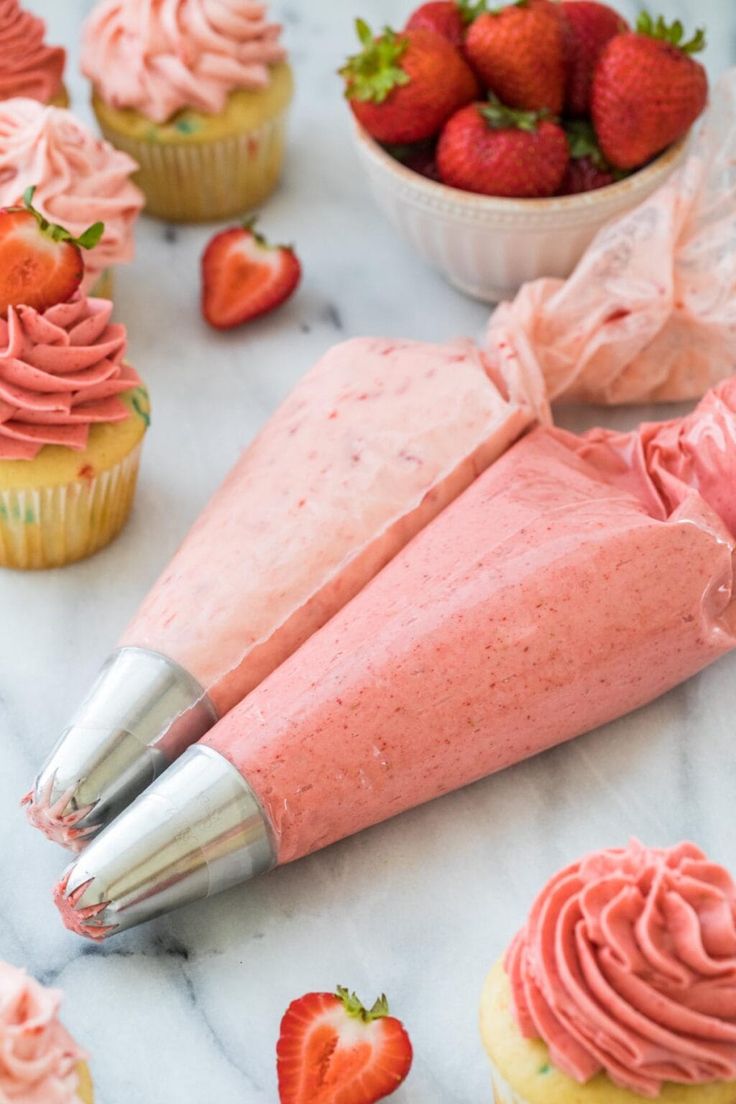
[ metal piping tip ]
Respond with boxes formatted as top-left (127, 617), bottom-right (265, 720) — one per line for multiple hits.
top-left (53, 746), bottom-right (276, 940)
top-left (25, 647), bottom-right (218, 850)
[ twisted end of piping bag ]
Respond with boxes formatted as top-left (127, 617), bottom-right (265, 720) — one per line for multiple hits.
top-left (25, 647), bottom-right (218, 851)
top-left (53, 746), bottom-right (275, 941)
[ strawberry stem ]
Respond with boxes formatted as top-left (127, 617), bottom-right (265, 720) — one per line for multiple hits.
top-left (22, 186), bottom-right (104, 251)
top-left (479, 94), bottom-right (550, 133)
top-left (339, 20), bottom-right (410, 104)
top-left (458, 0), bottom-right (488, 24)
top-left (636, 11), bottom-right (706, 54)
top-left (336, 986), bottom-right (391, 1023)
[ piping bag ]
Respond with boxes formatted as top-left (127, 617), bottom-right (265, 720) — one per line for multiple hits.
top-left (55, 380), bottom-right (736, 939)
top-left (27, 70), bottom-right (736, 849)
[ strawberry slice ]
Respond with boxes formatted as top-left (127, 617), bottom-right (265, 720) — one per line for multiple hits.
top-left (277, 986), bottom-right (413, 1104)
top-left (0, 187), bottom-right (103, 319)
top-left (201, 219), bottom-right (301, 331)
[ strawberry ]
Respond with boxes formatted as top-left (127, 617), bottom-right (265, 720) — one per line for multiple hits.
top-left (560, 1), bottom-right (629, 115)
top-left (277, 986), bottom-right (413, 1104)
top-left (405, 0), bottom-right (486, 48)
top-left (591, 13), bottom-right (708, 170)
top-left (465, 0), bottom-right (566, 114)
top-left (201, 220), bottom-right (301, 331)
top-left (0, 187), bottom-right (103, 318)
top-left (340, 19), bottom-right (478, 144)
top-left (437, 97), bottom-right (569, 197)
top-left (560, 121), bottom-right (618, 193)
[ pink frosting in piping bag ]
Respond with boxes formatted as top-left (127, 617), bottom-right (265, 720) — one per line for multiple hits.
top-left (0, 0), bottom-right (65, 104)
top-left (81, 0), bottom-right (287, 123)
top-left (506, 840), bottom-right (736, 1097)
top-left (0, 98), bottom-right (143, 293)
top-left (0, 961), bottom-right (86, 1104)
top-left (488, 70), bottom-right (736, 407)
top-left (0, 296), bottom-right (140, 461)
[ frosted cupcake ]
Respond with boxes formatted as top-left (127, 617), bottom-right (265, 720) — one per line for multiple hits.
top-left (0, 959), bottom-right (93, 1102)
top-left (0, 0), bottom-right (68, 108)
top-left (0, 98), bottom-right (144, 298)
top-left (0, 195), bottom-right (149, 570)
top-left (481, 840), bottom-right (736, 1103)
top-left (81, 0), bottom-right (293, 222)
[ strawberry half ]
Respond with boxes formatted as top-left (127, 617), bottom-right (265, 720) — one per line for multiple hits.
top-left (0, 187), bottom-right (103, 318)
top-left (277, 986), bottom-right (413, 1104)
top-left (201, 219), bottom-right (301, 331)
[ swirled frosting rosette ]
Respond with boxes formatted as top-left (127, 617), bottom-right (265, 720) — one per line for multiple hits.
top-left (0, 295), bottom-right (140, 461)
top-left (506, 840), bottom-right (736, 1097)
top-left (0, 960), bottom-right (87, 1104)
top-left (0, 0), bottom-right (65, 105)
top-left (81, 0), bottom-right (287, 123)
top-left (0, 99), bottom-right (143, 292)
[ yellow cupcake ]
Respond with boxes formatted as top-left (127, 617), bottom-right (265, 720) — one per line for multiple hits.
top-left (92, 62), bottom-right (294, 222)
top-left (0, 384), bottom-right (149, 570)
top-left (50, 83), bottom-right (70, 108)
top-left (481, 961), bottom-right (736, 1104)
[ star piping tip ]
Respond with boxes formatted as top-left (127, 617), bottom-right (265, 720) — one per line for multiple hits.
top-left (23, 773), bottom-right (99, 852)
top-left (54, 872), bottom-right (118, 942)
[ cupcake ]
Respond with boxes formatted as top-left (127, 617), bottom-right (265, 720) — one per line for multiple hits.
top-left (481, 840), bottom-right (736, 1103)
top-left (0, 959), bottom-right (93, 1102)
top-left (0, 0), bottom-right (68, 108)
top-left (0, 98), bottom-right (144, 297)
top-left (0, 196), bottom-right (149, 570)
top-left (81, 0), bottom-right (293, 222)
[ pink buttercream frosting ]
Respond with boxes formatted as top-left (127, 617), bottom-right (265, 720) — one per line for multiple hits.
top-left (507, 840), bottom-right (736, 1097)
top-left (0, 1), bottom-right (65, 105)
top-left (0, 98), bottom-right (143, 292)
top-left (0, 295), bottom-right (140, 461)
top-left (81, 0), bottom-right (288, 124)
top-left (0, 960), bottom-right (86, 1104)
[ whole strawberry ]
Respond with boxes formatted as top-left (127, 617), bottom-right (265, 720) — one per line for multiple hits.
top-left (340, 18), bottom-right (478, 144)
top-left (560, 1), bottom-right (629, 115)
top-left (437, 97), bottom-right (569, 197)
top-left (465, 0), bottom-right (566, 113)
top-left (405, 0), bottom-right (486, 48)
top-left (592, 13), bottom-right (708, 170)
top-left (560, 120), bottom-right (617, 193)
top-left (277, 986), bottom-right (413, 1104)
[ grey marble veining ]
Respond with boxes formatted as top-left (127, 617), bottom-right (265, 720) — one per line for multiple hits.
top-left (1, 2), bottom-right (735, 1102)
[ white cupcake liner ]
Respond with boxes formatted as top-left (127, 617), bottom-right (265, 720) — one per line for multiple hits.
top-left (97, 111), bottom-right (289, 222)
top-left (0, 444), bottom-right (142, 570)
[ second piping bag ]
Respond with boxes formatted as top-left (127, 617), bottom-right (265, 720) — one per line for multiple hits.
top-left (54, 380), bottom-right (736, 939)
top-left (24, 336), bottom-right (536, 848)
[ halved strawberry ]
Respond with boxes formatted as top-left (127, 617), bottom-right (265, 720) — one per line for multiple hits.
top-left (0, 187), bottom-right (103, 318)
top-left (201, 219), bottom-right (301, 331)
top-left (277, 986), bottom-right (413, 1104)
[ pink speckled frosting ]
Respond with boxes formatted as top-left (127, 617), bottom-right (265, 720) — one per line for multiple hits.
top-left (0, 98), bottom-right (143, 292)
top-left (81, 0), bottom-right (287, 124)
top-left (507, 840), bottom-right (736, 1097)
top-left (0, 295), bottom-right (140, 461)
top-left (0, 961), bottom-right (86, 1104)
top-left (0, 1), bottom-right (65, 105)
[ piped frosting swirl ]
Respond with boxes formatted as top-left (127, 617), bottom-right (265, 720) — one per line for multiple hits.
top-left (0, 960), bottom-right (86, 1104)
top-left (82, 0), bottom-right (287, 124)
top-left (0, 295), bottom-right (139, 461)
top-left (0, 0), bottom-right (65, 105)
top-left (507, 840), bottom-right (736, 1097)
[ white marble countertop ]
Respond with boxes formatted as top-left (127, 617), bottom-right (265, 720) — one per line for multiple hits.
top-left (1, 3), bottom-right (735, 1102)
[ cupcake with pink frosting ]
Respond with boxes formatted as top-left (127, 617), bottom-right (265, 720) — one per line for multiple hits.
top-left (0, 959), bottom-right (94, 1102)
top-left (481, 840), bottom-right (736, 1104)
top-left (0, 98), bottom-right (144, 299)
top-left (0, 0), bottom-right (68, 108)
top-left (81, 0), bottom-right (293, 222)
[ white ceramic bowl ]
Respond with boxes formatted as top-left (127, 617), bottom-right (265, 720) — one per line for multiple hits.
top-left (353, 123), bottom-right (688, 303)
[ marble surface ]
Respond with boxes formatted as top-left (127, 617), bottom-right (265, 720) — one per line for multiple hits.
top-left (1, 2), bottom-right (735, 1101)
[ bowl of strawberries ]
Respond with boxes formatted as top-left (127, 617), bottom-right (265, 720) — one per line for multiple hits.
top-left (341, 2), bottom-right (707, 302)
